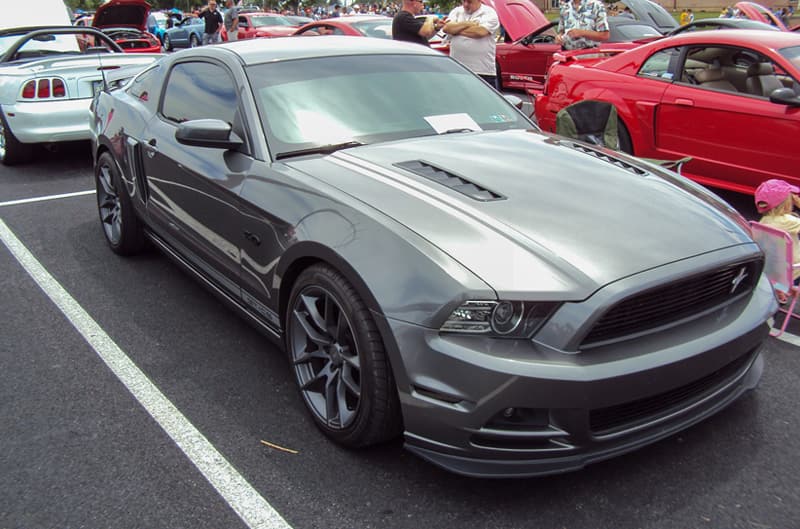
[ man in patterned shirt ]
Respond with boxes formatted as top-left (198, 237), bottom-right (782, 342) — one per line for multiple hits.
top-left (555, 0), bottom-right (609, 51)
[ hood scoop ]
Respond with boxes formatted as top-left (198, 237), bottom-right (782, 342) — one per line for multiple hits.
top-left (566, 142), bottom-right (648, 176)
top-left (394, 160), bottom-right (506, 202)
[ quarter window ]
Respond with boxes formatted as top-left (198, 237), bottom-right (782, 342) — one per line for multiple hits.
top-left (638, 48), bottom-right (680, 81)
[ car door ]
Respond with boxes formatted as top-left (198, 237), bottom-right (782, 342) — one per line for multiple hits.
top-left (171, 18), bottom-right (190, 45)
top-left (239, 16), bottom-right (256, 39)
top-left (140, 59), bottom-right (252, 297)
top-left (655, 45), bottom-right (798, 191)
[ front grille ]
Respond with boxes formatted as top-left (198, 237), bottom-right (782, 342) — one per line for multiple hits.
top-left (581, 259), bottom-right (762, 347)
top-left (589, 349), bottom-right (756, 434)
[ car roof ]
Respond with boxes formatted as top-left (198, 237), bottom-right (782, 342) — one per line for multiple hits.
top-left (664, 28), bottom-right (800, 48)
top-left (206, 34), bottom-right (439, 65)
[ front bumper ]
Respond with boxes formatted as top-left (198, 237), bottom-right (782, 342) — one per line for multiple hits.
top-left (383, 272), bottom-right (774, 478)
top-left (4, 99), bottom-right (93, 144)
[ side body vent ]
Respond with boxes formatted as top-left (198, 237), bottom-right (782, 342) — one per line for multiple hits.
top-left (567, 142), bottom-right (648, 176)
top-left (394, 160), bottom-right (505, 201)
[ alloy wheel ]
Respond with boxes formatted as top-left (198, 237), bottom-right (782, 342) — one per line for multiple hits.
top-left (0, 116), bottom-right (6, 161)
top-left (96, 161), bottom-right (122, 245)
top-left (289, 286), bottom-right (362, 429)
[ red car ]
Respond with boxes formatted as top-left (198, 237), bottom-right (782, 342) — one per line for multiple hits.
top-left (222, 12), bottom-right (298, 41)
top-left (92, 0), bottom-right (161, 53)
top-left (488, 0), bottom-right (675, 92)
top-left (293, 15), bottom-right (394, 39)
top-left (534, 30), bottom-right (800, 194)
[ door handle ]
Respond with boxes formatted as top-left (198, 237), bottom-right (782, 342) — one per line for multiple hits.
top-left (144, 138), bottom-right (157, 158)
top-left (243, 230), bottom-right (261, 246)
top-left (674, 98), bottom-right (694, 107)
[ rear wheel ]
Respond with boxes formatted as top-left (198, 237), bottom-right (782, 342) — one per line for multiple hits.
top-left (0, 110), bottom-right (33, 166)
top-left (189, 34), bottom-right (199, 47)
top-left (95, 152), bottom-right (146, 255)
top-left (286, 264), bottom-right (402, 447)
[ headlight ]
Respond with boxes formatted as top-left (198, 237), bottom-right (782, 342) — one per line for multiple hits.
top-left (440, 300), bottom-right (559, 338)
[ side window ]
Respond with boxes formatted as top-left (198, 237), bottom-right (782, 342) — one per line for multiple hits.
top-left (126, 64), bottom-right (161, 113)
top-left (638, 48), bottom-right (680, 81)
top-left (161, 61), bottom-right (239, 125)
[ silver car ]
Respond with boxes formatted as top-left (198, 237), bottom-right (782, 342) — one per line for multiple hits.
top-left (90, 37), bottom-right (776, 477)
top-left (0, 26), bottom-right (160, 165)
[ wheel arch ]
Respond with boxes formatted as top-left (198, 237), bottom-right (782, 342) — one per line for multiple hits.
top-left (276, 241), bottom-right (411, 392)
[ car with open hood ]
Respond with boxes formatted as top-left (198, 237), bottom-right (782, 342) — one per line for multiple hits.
top-left (0, 25), bottom-right (160, 165)
top-left (534, 30), bottom-right (800, 194)
top-left (92, 0), bottom-right (161, 53)
top-left (489, 0), bottom-right (676, 92)
top-left (90, 36), bottom-right (774, 478)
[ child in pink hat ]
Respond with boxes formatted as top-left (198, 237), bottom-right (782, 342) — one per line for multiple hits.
top-left (755, 178), bottom-right (800, 281)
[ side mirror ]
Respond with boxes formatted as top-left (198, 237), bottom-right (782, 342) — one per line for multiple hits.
top-left (175, 119), bottom-right (244, 149)
top-left (504, 94), bottom-right (524, 110)
top-left (769, 87), bottom-right (800, 107)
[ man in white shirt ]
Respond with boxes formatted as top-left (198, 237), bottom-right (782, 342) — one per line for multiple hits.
top-left (443, 0), bottom-right (500, 88)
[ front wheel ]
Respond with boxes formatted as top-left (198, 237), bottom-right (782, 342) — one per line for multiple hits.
top-left (189, 34), bottom-right (199, 47)
top-left (618, 119), bottom-right (633, 155)
top-left (0, 110), bottom-right (33, 166)
top-left (163, 34), bottom-right (172, 51)
top-left (286, 264), bottom-right (402, 447)
top-left (95, 152), bottom-right (145, 255)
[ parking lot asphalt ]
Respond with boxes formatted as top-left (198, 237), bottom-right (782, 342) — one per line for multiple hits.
top-left (1, 142), bottom-right (799, 529)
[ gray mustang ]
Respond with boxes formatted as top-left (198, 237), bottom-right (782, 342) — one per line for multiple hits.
top-left (90, 36), bottom-right (776, 477)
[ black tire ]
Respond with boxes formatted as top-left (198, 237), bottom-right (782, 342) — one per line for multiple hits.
top-left (95, 151), bottom-right (146, 256)
top-left (286, 264), bottom-right (402, 447)
top-left (0, 110), bottom-right (33, 166)
top-left (618, 118), bottom-right (633, 155)
top-left (163, 34), bottom-right (173, 51)
top-left (189, 34), bottom-right (199, 47)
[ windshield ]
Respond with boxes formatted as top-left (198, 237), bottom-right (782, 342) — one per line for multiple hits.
top-left (779, 46), bottom-right (800, 71)
top-left (0, 31), bottom-right (116, 59)
top-left (612, 23), bottom-right (661, 40)
top-left (247, 54), bottom-right (529, 157)
top-left (251, 15), bottom-right (294, 27)
top-left (350, 20), bottom-right (393, 38)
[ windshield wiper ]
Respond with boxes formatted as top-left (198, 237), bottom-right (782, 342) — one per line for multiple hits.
top-left (442, 128), bottom-right (476, 134)
top-left (275, 140), bottom-right (364, 160)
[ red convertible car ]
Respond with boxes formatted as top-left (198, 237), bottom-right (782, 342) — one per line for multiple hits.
top-left (221, 12), bottom-right (298, 41)
top-left (534, 30), bottom-right (800, 194)
top-left (92, 0), bottom-right (161, 53)
top-left (293, 15), bottom-right (394, 39)
top-left (489, 0), bottom-right (675, 92)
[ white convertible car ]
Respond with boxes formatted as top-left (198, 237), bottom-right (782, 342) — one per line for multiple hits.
top-left (0, 25), bottom-right (160, 165)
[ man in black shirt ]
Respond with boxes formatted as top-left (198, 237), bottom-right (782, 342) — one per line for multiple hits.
top-left (199, 0), bottom-right (223, 45)
top-left (392, 0), bottom-right (442, 46)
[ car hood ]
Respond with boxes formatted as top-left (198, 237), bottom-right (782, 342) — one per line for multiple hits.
top-left (483, 0), bottom-right (676, 42)
top-left (255, 27), bottom-right (297, 37)
top-left (93, 0), bottom-right (151, 31)
top-left (285, 130), bottom-right (752, 298)
top-left (735, 1), bottom-right (788, 30)
top-left (622, 0), bottom-right (678, 32)
top-left (481, 0), bottom-right (549, 41)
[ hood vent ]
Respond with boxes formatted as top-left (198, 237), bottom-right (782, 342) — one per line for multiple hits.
top-left (395, 160), bottom-right (505, 202)
top-left (567, 143), bottom-right (648, 176)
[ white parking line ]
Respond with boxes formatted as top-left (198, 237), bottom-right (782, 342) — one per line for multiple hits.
top-left (0, 190), bottom-right (95, 208)
top-left (0, 218), bottom-right (293, 529)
